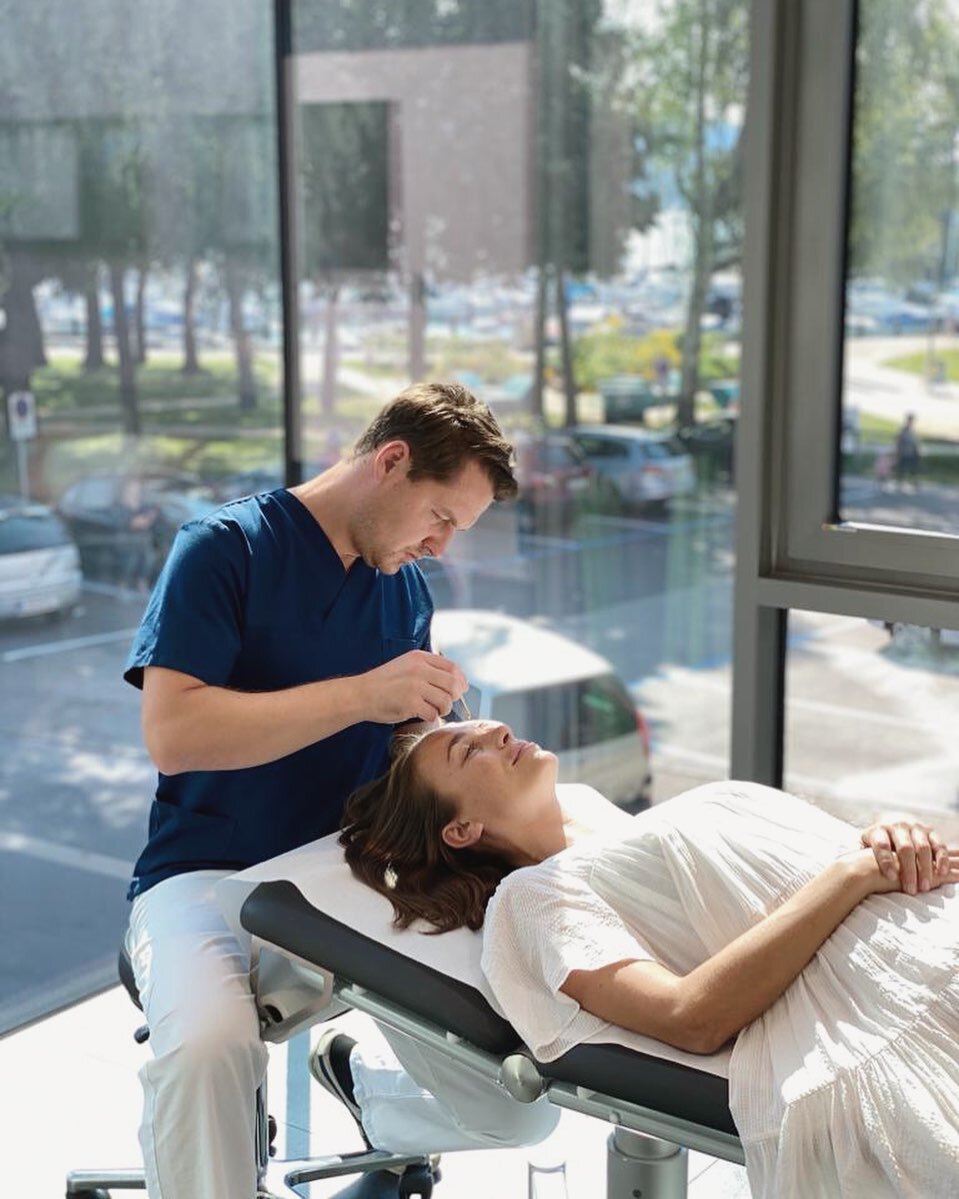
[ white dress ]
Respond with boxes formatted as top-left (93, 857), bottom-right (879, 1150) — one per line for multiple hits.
top-left (482, 781), bottom-right (959, 1198)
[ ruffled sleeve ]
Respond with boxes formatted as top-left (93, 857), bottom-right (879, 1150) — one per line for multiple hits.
top-left (481, 855), bottom-right (653, 1062)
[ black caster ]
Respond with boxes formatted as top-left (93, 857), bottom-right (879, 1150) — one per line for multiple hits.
top-left (67, 1191), bottom-right (111, 1198)
top-left (398, 1163), bottom-right (435, 1198)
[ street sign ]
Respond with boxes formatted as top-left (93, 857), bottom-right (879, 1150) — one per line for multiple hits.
top-left (7, 391), bottom-right (38, 441)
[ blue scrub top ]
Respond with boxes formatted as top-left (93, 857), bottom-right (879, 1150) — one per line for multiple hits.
top-left (124, 489), bottom-right (432, 898)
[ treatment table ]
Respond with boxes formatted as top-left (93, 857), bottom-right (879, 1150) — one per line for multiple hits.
top-left (216, 831), bottom-right (744, 1199)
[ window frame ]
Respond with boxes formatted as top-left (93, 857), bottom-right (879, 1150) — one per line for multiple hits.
top-left (733, 0), bottom-right (959, 788)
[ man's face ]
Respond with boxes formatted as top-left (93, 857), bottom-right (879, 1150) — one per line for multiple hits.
top-left (354, 452), bottom-right (495, 573)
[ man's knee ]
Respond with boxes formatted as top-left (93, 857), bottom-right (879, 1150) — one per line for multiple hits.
top-left (151, 1000), bottom-right (267, 1085)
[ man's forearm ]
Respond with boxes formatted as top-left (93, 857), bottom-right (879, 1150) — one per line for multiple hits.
top-left (143, 675), bottom-right (368, 774)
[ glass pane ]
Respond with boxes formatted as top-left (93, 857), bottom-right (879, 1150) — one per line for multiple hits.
top-left (290, 0), bottom-right (749, 811)
top-left (0, 3), bottom-right (281, 1032)
top-left (841, 0), bottom-right (959, 533)
top-left (785, 610), bottom-right (959, 843)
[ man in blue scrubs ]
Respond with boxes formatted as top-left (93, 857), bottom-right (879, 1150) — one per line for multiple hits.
top-left (122, 383), bottom-right (555, 1199)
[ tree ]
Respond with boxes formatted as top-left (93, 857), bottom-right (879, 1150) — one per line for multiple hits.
top-left (848, 0), bottom-right (959, 288)
top-left (299, 100), bottom-right (390, 415)
top-left (619, 0), bottom-right (749, 427)
top-left (532, 0), bottom-right (605, 425)
top-left (79, 120), bottom-right (149, 435)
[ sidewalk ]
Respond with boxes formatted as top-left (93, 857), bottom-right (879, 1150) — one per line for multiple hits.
top-left (845, 335), bottom-right (959, 438)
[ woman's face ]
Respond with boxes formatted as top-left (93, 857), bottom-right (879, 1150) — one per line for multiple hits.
top-left (412, 720), bottom-right (558, 830)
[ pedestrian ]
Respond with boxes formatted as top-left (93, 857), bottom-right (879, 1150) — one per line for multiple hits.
top-left (894, 412), bottom-right (920, 490)
top-left (122, 382), bottom-right (556, 1199)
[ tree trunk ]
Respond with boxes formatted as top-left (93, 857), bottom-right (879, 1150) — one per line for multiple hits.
top-left (224, 259), bottom-right (256, 412)
top-left (408, 271), bottom-right (426, 382)
top-left (134, 261), bottom-right (148, 365)
top-left (320, 280), bottom-right (340, 417)
top-left (531, 263), bottom-right (548, 421)
top-left (109, 260), bottom-right (140, 436)
top-left (83, 263), bottom-right (105, 371)
top-left (555, 266), bottom-right (577, 427)
top-left (0, 249), bottom-right (47, 396)
top-left (677, 0), bottom-right (714, 430)
top-left (182, 256), bottom-right (201, 374)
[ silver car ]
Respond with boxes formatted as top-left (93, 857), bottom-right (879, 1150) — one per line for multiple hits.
top-left (0, 496), bottom-right (82, 620)
top-left (568, 424), bottom-right (696, 511)
top-left (432, 608), bottom-right (651, 809)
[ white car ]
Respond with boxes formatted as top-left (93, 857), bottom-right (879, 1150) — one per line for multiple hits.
top-left (432, 609), bottom-right (652, 808)
top-left (568, 425), bottom-right (696, 511)
top-left (0, 496), bottom-right (82, 620)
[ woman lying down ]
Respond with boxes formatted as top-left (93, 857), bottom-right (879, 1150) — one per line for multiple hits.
top-left (340, 720), bottom-right (959, 1199)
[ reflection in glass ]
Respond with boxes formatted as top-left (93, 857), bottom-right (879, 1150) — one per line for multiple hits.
top-left (785, 610), bottom-right (959, 843)
top-left (288, 0), bottom-right (750, 805)
top-left (0, 0), bottom-right (281, 1032)
top-left (841, 0), bottom-right (959, 533)
top-left (0, 0), bottom-right (749, 1031)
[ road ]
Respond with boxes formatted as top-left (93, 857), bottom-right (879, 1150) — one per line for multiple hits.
top-left (3, 488), bottom-right (959, 1031)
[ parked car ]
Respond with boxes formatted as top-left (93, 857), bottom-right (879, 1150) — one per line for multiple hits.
top-left (512, 432), bottom-right (611, 533)
top-left (432, 608), bottom-right (652, 808)
top-left (58, 472), bottom-right (219, 586)
top-left (877, 621), bottom-right (959, 654)
top-left (0, 495), bottom-right (82, 620)
top-left (568, 425), bottom-right (696, 511)
top-left (675, 415), bottom-right (738, 483)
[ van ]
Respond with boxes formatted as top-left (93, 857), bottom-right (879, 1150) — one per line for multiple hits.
top-left (432, 609), bottom-right (652, 809)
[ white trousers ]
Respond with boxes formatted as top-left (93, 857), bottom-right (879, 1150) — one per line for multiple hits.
top-left (126, 870), bottom-right (558, 1199)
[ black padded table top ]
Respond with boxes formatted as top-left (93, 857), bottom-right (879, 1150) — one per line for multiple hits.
top-left (239, 878), bottom-right (737, 1138)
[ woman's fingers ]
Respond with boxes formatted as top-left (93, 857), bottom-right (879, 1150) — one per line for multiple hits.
top-left (860, 824), bottom-right (901, 883)
top-left (931, 831), bottom-right (950, 878)
top-left (860, 821), bottom-right (952, 895)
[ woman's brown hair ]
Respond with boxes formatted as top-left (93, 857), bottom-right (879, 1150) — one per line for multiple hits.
top-left (339, 733), bottom-right (512, 933)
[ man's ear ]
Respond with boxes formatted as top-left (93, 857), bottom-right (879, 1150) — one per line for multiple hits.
top-left (374, 440), bottom-right (411, 480)
top-left (441, 819), bottom-right (484, 850)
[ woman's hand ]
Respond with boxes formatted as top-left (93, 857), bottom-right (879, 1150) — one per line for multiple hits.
top-left (859, 820), bottom-right (957, 894)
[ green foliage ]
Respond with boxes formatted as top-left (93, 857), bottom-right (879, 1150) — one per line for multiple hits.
top-left (572, 328), bottom-right (736, 392)
top-left (881, 347), bottom-right (959, 383)
top-left (427, 338), bottom-right (529, 384)
top-left (38, 431), bottom-right (282, 496)
top-left (31, 353), bottom-right (278, 421)
top-left (849, 0), bottom-right (959, 286)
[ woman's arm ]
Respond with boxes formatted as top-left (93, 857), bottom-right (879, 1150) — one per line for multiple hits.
top-left (561, 847), bottom-right (959, 1055)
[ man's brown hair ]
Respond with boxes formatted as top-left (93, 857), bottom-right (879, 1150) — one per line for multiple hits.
top-left (353, 381), bottom-right (517, 501)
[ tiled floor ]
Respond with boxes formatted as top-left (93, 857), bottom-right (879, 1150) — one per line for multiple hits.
top-left (2, 987), bottom-right (751, 1197)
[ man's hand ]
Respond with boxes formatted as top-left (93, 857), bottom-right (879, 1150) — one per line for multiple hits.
top-left (360, 650), bottom-right (468, 724)
top-left (860, 819), bottom-right (953, 895)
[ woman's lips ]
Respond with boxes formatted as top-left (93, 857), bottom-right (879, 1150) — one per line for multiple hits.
top-left (512, 740), bottom-right (531, 765)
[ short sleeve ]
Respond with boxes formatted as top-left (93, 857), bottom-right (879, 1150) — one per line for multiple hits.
top-left (481, 859), bottom-right (653, 1062)
top-left (123, 518), bottom-right (247, 689)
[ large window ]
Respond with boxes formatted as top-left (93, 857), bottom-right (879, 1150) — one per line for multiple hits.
top-left (784, 610), bottom-right (959, 842)
top-left (0, 0), bottom-right (749, 1031)
top-left (287, 0), bottom-right (749, 814)
top-left (0, 0), bottom-right (281, 1033)
top-left (841, 1), bottom-right (959, 536)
